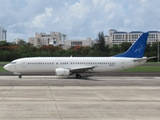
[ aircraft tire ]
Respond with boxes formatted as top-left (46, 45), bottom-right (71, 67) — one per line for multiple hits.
top-left (19, 75), bottom-right (22, 78)
top-left (76, 74), bottom-right (81, 79)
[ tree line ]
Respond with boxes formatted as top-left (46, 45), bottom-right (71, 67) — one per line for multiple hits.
top-left (0, 32), bottom-right (158, 62)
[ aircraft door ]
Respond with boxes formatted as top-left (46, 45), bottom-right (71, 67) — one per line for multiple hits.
top-left (121, 61), bottom-right (125, 69)
top-left (14, 64), bottom-right (16, 70)
top-left (22, 61), bottom-right (26, 68)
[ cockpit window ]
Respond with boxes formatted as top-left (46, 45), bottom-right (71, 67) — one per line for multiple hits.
top-left (11, 62), bottom-right (17, 64)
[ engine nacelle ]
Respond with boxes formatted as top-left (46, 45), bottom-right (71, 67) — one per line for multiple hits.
top-left (55, 68), bottom-right (70, 76)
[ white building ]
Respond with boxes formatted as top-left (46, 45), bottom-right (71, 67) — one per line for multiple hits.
top-left (28, 29), bottom-right (160, 48)
top-left (28, 32), bottom-right (67, 47)
top-left (64, 38), bottom-right (95, 49)
top-left (0, 26), bottom-right (7, 41)
top-left (104, 35), bottom-right (109, 45)
top-left (108, 29), bottom-right (160, 45)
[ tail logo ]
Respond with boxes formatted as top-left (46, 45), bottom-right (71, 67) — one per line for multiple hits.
top-left (134, 44), bottom-right (144, 53)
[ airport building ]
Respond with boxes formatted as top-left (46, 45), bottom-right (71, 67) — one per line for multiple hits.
top-left (28, 32), bottom-right (67, 47)
top-left (108, 29), bottom-right (160, 45)
top-left (64, 38), bottom-right (95, 49)
top-left (28, 29), bottom-right (160, 48)
top-left (0, 26), bottom-right (7, 41)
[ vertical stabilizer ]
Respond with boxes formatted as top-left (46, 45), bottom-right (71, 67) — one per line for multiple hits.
top-left (113, 32), bottom-right (149, 58)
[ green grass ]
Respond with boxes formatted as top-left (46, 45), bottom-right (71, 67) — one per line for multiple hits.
top-left (145, 62), bottom-right (160, 64)
top-left (121, 66), bottom-right (160, 72)
top-left (0, 62), bottom-right (9, 64)
top-left (0, 66), bottom-right (7, 72)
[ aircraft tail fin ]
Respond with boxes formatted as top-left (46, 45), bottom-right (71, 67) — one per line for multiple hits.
top-left (113, 32), bottom-right (149, 58)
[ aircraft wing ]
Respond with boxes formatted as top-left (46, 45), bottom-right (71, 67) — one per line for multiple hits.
top-left (69, 66), bottom-right (97, 73)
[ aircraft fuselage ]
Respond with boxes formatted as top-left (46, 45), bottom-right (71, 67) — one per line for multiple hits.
top-left (4, 57), bottom-right (145, 75)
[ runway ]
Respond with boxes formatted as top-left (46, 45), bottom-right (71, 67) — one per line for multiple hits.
top-left (0, 75), bottom-right (160, 86)
top-left (0, 76), bottom-right (160, 119)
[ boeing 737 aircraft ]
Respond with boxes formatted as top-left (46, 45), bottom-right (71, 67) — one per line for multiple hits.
top-left (4, 32), bottom-right (154, 78)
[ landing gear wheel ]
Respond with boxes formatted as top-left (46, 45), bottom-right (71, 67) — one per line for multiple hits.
top-left (76, 74), bottom-right (81, 79)
top-left (19, 75), bottom-right (22, 78)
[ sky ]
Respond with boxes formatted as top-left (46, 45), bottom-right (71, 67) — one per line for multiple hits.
top-left (1, 0), bottom-right (160, 42)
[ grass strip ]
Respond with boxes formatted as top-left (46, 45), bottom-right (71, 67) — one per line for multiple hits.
top-left (0, 66), bottom-right (7, 72)
top-left (121, 66), bottom-right (160, 72)
top-left (0, 62), bottom-right (9, 64)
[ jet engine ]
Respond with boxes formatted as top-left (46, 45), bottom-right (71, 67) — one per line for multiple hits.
top-left (55, 68), bottom-right (70, 76)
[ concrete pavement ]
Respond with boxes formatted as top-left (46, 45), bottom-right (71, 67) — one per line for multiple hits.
top-left (0, 76), bottom-right (160, 119)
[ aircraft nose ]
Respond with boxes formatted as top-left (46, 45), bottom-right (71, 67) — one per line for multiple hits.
top-left (3, 64), bottom-right (9, 71)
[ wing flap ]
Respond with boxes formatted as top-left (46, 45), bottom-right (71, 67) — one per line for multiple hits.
top-left (69, 66), bottom-right (97, 73)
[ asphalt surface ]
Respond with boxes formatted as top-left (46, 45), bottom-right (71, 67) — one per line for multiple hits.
top-left (1, 71), bottom-right (160, 77)
top-left (0, 76), bottom-right (160, 119)
top-left (0, 76), bottom-right (160, 86)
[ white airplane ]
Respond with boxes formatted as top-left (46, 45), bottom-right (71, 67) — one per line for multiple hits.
top-left (4, 32), bottom-right (154, 78)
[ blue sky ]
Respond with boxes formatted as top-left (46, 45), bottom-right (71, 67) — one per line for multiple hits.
top-left (0, 0), bottom-right (160, 42)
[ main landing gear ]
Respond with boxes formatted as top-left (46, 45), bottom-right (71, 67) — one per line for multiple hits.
top-left (76, 73), bottom-right (81, 79)
top-left (18, 75), bottom-right (22, 78)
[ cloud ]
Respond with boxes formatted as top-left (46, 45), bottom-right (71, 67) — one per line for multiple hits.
top-left (52, 17), bottom-right (60, 23)
top-left (0, 0), bottom-right (160, 41)
top-left (31, 8), bottom-right (53, 28)
top-left (140, 0), bottom-right (148, 3)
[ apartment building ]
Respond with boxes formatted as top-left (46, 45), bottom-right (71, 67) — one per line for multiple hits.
top-left (28, 32), bottom-right (67, 47)
top-left (108, 29), bottom-right (160, 45)
top-left (0, 26), bottom-right (7, 41)
top-left (64, 38), bottom-right (95, 49)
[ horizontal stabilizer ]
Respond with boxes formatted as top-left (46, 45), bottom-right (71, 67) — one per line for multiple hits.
top-left (133, 56), bottom-right (157, 62)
